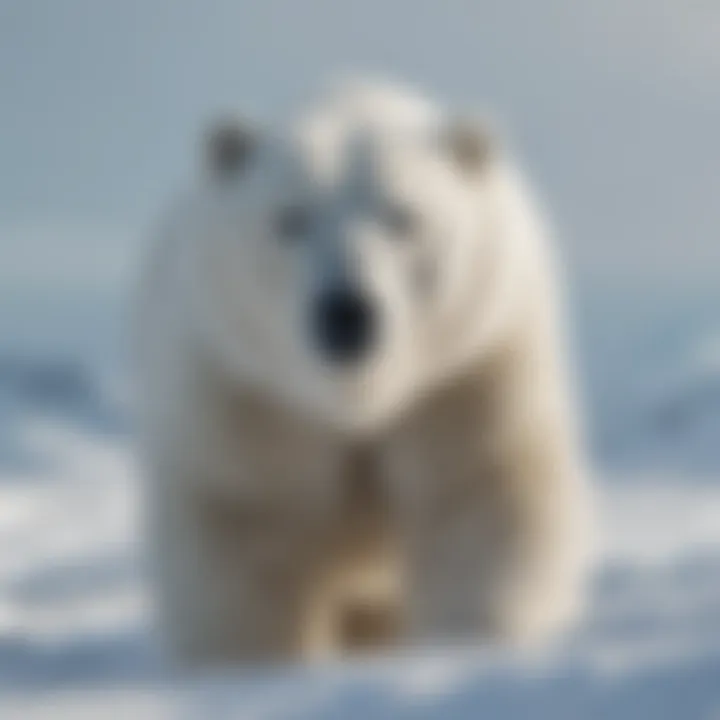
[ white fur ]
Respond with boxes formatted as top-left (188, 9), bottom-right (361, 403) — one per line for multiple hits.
top-left (134, 79), bottom-right (594, 665)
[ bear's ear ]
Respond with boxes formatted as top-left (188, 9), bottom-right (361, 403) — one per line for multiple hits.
top-left (441, 116), bottom-right (498, 174)
top-left (204, 117), bottom-right (258, 179)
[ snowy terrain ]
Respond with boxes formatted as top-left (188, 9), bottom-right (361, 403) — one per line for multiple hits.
top-left (0, 354), bottom-right (719, 718)
top-left (3, 0), bottom-right (720, 715)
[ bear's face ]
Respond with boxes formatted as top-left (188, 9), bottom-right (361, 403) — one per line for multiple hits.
top-left (190, 88), bottom-right (514, 434)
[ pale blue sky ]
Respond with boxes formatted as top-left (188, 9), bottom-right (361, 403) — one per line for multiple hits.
top-left (0, 0), bottom-right (718, 353)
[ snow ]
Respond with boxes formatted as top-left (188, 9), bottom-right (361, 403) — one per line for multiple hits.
top-left (0, 369), bottom-right (719, 717)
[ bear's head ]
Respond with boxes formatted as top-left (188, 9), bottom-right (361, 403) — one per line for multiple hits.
top-left (185, 81), bottom-right (532, 434)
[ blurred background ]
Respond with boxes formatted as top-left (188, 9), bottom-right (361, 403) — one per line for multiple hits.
top-left (1, 1), bottom-right (719, 717)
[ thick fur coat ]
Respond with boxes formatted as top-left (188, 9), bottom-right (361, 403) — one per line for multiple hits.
top-left (134, 80), bottom-right (594, 665)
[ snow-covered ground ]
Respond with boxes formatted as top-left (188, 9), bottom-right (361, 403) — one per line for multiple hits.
top-left (1, 360), bottom-right (719, 718)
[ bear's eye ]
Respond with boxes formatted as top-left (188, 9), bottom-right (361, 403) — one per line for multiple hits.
top-left (273, 204), bottom-right (314, 241)
top-left (382, 204), bottom-right (419, 240)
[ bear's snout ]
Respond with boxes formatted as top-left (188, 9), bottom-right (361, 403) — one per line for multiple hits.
top-left (312, 287), bottom-right (377, 365)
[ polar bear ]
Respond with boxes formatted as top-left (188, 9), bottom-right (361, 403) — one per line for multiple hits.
top-left (134, 79), bottom-right (594, 666)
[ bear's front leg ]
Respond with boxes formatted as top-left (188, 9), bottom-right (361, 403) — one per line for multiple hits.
top-left (400, 460), bottom-right (589, 647)
top-left (386, 342), bottom-right (593, 648)
top-left (146, 480), bottom-right (322, 667)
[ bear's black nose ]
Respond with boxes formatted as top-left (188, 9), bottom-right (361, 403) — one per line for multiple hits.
top-left (313, 288), bottom-right (377, 364)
